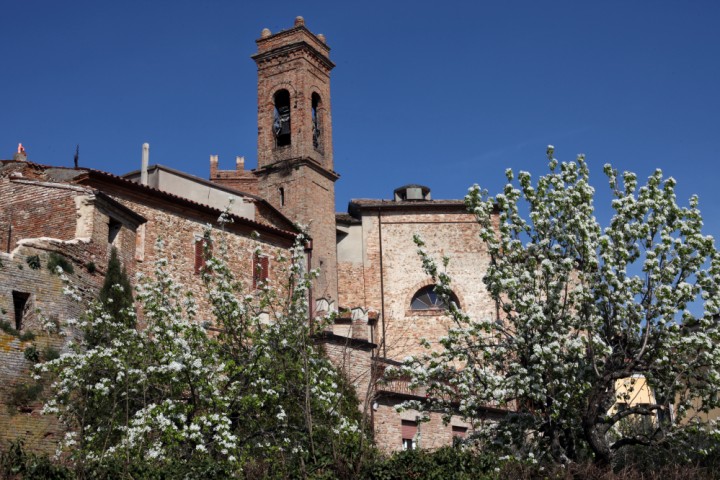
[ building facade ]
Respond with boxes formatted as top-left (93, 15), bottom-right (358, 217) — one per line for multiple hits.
top-left (0, 17), bottom-right (510, 453)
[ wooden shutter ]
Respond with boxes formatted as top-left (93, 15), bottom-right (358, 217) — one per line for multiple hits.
top-left (194, 238), bottom-right (211, 274)
top-left (253, 254), bottom-right (269, 288)
top-left (401, 420), bottom-right (417, 440)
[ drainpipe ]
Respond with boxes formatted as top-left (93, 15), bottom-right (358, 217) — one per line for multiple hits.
top-left (378, 209), bottom-right (386, 358)
top-left (141, 143), bottom-right (149, 185)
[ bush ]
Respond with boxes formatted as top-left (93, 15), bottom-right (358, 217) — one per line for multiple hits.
top-left (366, 446), bottom-right (499, 480)
top-left (8, 382), bottom-right (43, 412)
top-left (47, 252), bottom-right (74, 275)
top-left (0, 320), bottom-right (19, 337)
top-left (0, 440), bottom-right (73, 479)
top-left (42, 346), bottom-right (61, 361)
top-left (25, 255), bottom-right (41, 270)
top-left (23, 345), bottom-right (40, 363)
top-left (19, 330), bottom-right (35, 342)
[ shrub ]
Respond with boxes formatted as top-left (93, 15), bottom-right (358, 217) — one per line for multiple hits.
top-left (42, 346), bottom-right (61, 361)
top-left (47, 252), bottom-right (74, 275)
top-left (0, 440), bottom-right (73, 479)
top-left (19, 330), bottom-right (35, 342)
top-left (23, 345), bottom-right (40, 363)
top-left (0, 320), bottom-right (19, 337)
top-left (26, 255), bottom-right (41, 270)
top-left (8, 382), bottom-right (43, 412)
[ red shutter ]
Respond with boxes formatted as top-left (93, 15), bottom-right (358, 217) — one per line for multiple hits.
top-left (194, 239), bottom-right (203, 274)
top-left (194, 238), bottom-right (211, 274)
top-left (401, 420), bottom-right (417, 440)
top-left (253, 254), bottom-right (269, 288)
top-left (261, 255), bottom-right (269, 282)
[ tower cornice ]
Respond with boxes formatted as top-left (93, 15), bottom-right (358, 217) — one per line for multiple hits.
top-left (254, 157), bottom-right (340, 183)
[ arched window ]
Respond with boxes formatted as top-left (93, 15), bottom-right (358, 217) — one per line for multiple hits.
top-left (311, 92), bottom-right (322, 149)
top-left (410, 285), bottom-right (459, 311)
top-left (273, 90), bottom-right (291, 147)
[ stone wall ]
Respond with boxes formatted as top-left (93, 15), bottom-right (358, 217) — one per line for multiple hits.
top-left (0, 243), bottom-right (105, 452)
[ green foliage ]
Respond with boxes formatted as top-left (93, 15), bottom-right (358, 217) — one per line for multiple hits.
top-left (366, 446), bottom-right (499, 480)
top-left (42, 231), bottom-right (373, 478)
top-left (98, 247), bottom-right (133, 320)
top-left (8, 382), bottom-right (43, 412)
top-left (85, 261), bottom-right (96, 273)
top-left (88, 247), bottom-right (135, 347)
top-left (18, 330), bottom-right (35, 342)
top-left (0, 440), bottom-right (73, 480)
top-left (403, 148), bottom-right (720, 466)
top-left (0, 320), bottom-right (20, 337)
top-left (23, 345), bottom-right (40, 363)
top-left (47, 252), bottom-right (74, 275)
top-left (25, 255), bottom-right (41, 270)
top-left (42, 345), bottom-right (60, 361)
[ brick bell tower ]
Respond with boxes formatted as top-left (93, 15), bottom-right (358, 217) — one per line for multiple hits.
top-left (252, 16), bottom-right (339, 309)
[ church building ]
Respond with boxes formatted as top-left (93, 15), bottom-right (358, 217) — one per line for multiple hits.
top-left (0, 17), bottom-right (507, 453)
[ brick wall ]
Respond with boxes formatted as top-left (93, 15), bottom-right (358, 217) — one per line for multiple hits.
top-left (0, 243), bottom-right (105, 452)
top-left (0, 178), bottom-right (82, 252)
top-left (109, 194), bottom-right (293, 323)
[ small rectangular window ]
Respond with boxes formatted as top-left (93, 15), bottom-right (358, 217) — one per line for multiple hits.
top-left (452, 425), bottom-right (467, 438)
top-left (401, 420), bottom-right (417, 450)
top-left (12, 291), bottom-right (31, 330)
top-left (253, 253), bottom-right (269, 288)
top-left (194, 237), bottom-right (212, 274)
top-left (108, 218), bottom-right (122, 244)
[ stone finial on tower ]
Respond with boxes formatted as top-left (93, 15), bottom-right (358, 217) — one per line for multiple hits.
top-left (294, 16), bottom-right (305, 27)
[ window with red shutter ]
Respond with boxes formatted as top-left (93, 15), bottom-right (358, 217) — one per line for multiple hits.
top-left (194, 237), bottom-right (211, 274)
top-left (253, 253), bottom-right (269, 288)
top-left (401, 420), bottom-right (417, 450)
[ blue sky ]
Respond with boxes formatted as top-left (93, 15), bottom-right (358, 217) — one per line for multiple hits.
top-left (2, 1), bottom-right (719, 241)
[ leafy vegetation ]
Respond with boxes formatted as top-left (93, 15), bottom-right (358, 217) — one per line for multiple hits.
top-left (401, 147), bottom-right (720, 466)
top-left (47, 252), bottom-right (74, 275)
top-left (39, 229), bottom-right (372, 478)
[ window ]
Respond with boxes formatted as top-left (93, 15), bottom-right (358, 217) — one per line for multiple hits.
top-left (108, 218), bottom-right (122, 244)
top-left (194, 236), bottom-right (212, 274)
top-left (401, 420), bottom-right (417, 450)
top-left (279, 187), bottom-right (285, 206)
top-left (311, 92), bottom-right (322, 149)
top-left (273, 90), bottom-right (291, 147)
top-left (12, 291), bottom-right (31, 330)
top-left (452, 425), bottom-right (467, 439)
top-left (253, 253), bottom-right (269, 288)
top-left (410, 285), bottom-right (458, 311)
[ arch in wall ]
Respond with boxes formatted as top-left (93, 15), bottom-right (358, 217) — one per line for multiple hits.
top-left (406, 280), bottom-right (462, 312)
top-left (273, 89), bottom-right (292, 147)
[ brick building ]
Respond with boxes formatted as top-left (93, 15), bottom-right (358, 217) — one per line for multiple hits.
top-left (0, 17), bottom-right (507, 453)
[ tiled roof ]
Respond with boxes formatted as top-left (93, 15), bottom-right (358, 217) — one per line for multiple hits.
top-left (335, 212), bottom-right (361, 224)
top-left (1, 160), bottom-right (299, 241)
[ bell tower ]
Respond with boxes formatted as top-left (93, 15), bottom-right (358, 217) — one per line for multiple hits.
top-left (253, 17), bottom-right (339, 308)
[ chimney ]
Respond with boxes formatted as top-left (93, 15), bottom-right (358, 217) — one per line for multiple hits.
top-left (140, 143), bottom-right (149, 185)
top-left (210, 154), bottom-right (219, 177)
top-left (12, 143), bottom-right (27, 162)
top-left (236, 156), bottom-right (245, 171)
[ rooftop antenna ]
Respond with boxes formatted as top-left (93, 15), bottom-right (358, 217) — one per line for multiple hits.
top-left (73, 144), bottom-right (79, 168)
top-left (141, 143), bottom-right (149, 185)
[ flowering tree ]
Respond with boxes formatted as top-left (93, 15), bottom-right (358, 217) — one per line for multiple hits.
top-left (403, 147), bottom-right (720, 465)
top-left (40, 229), bottom-right (368, 478)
